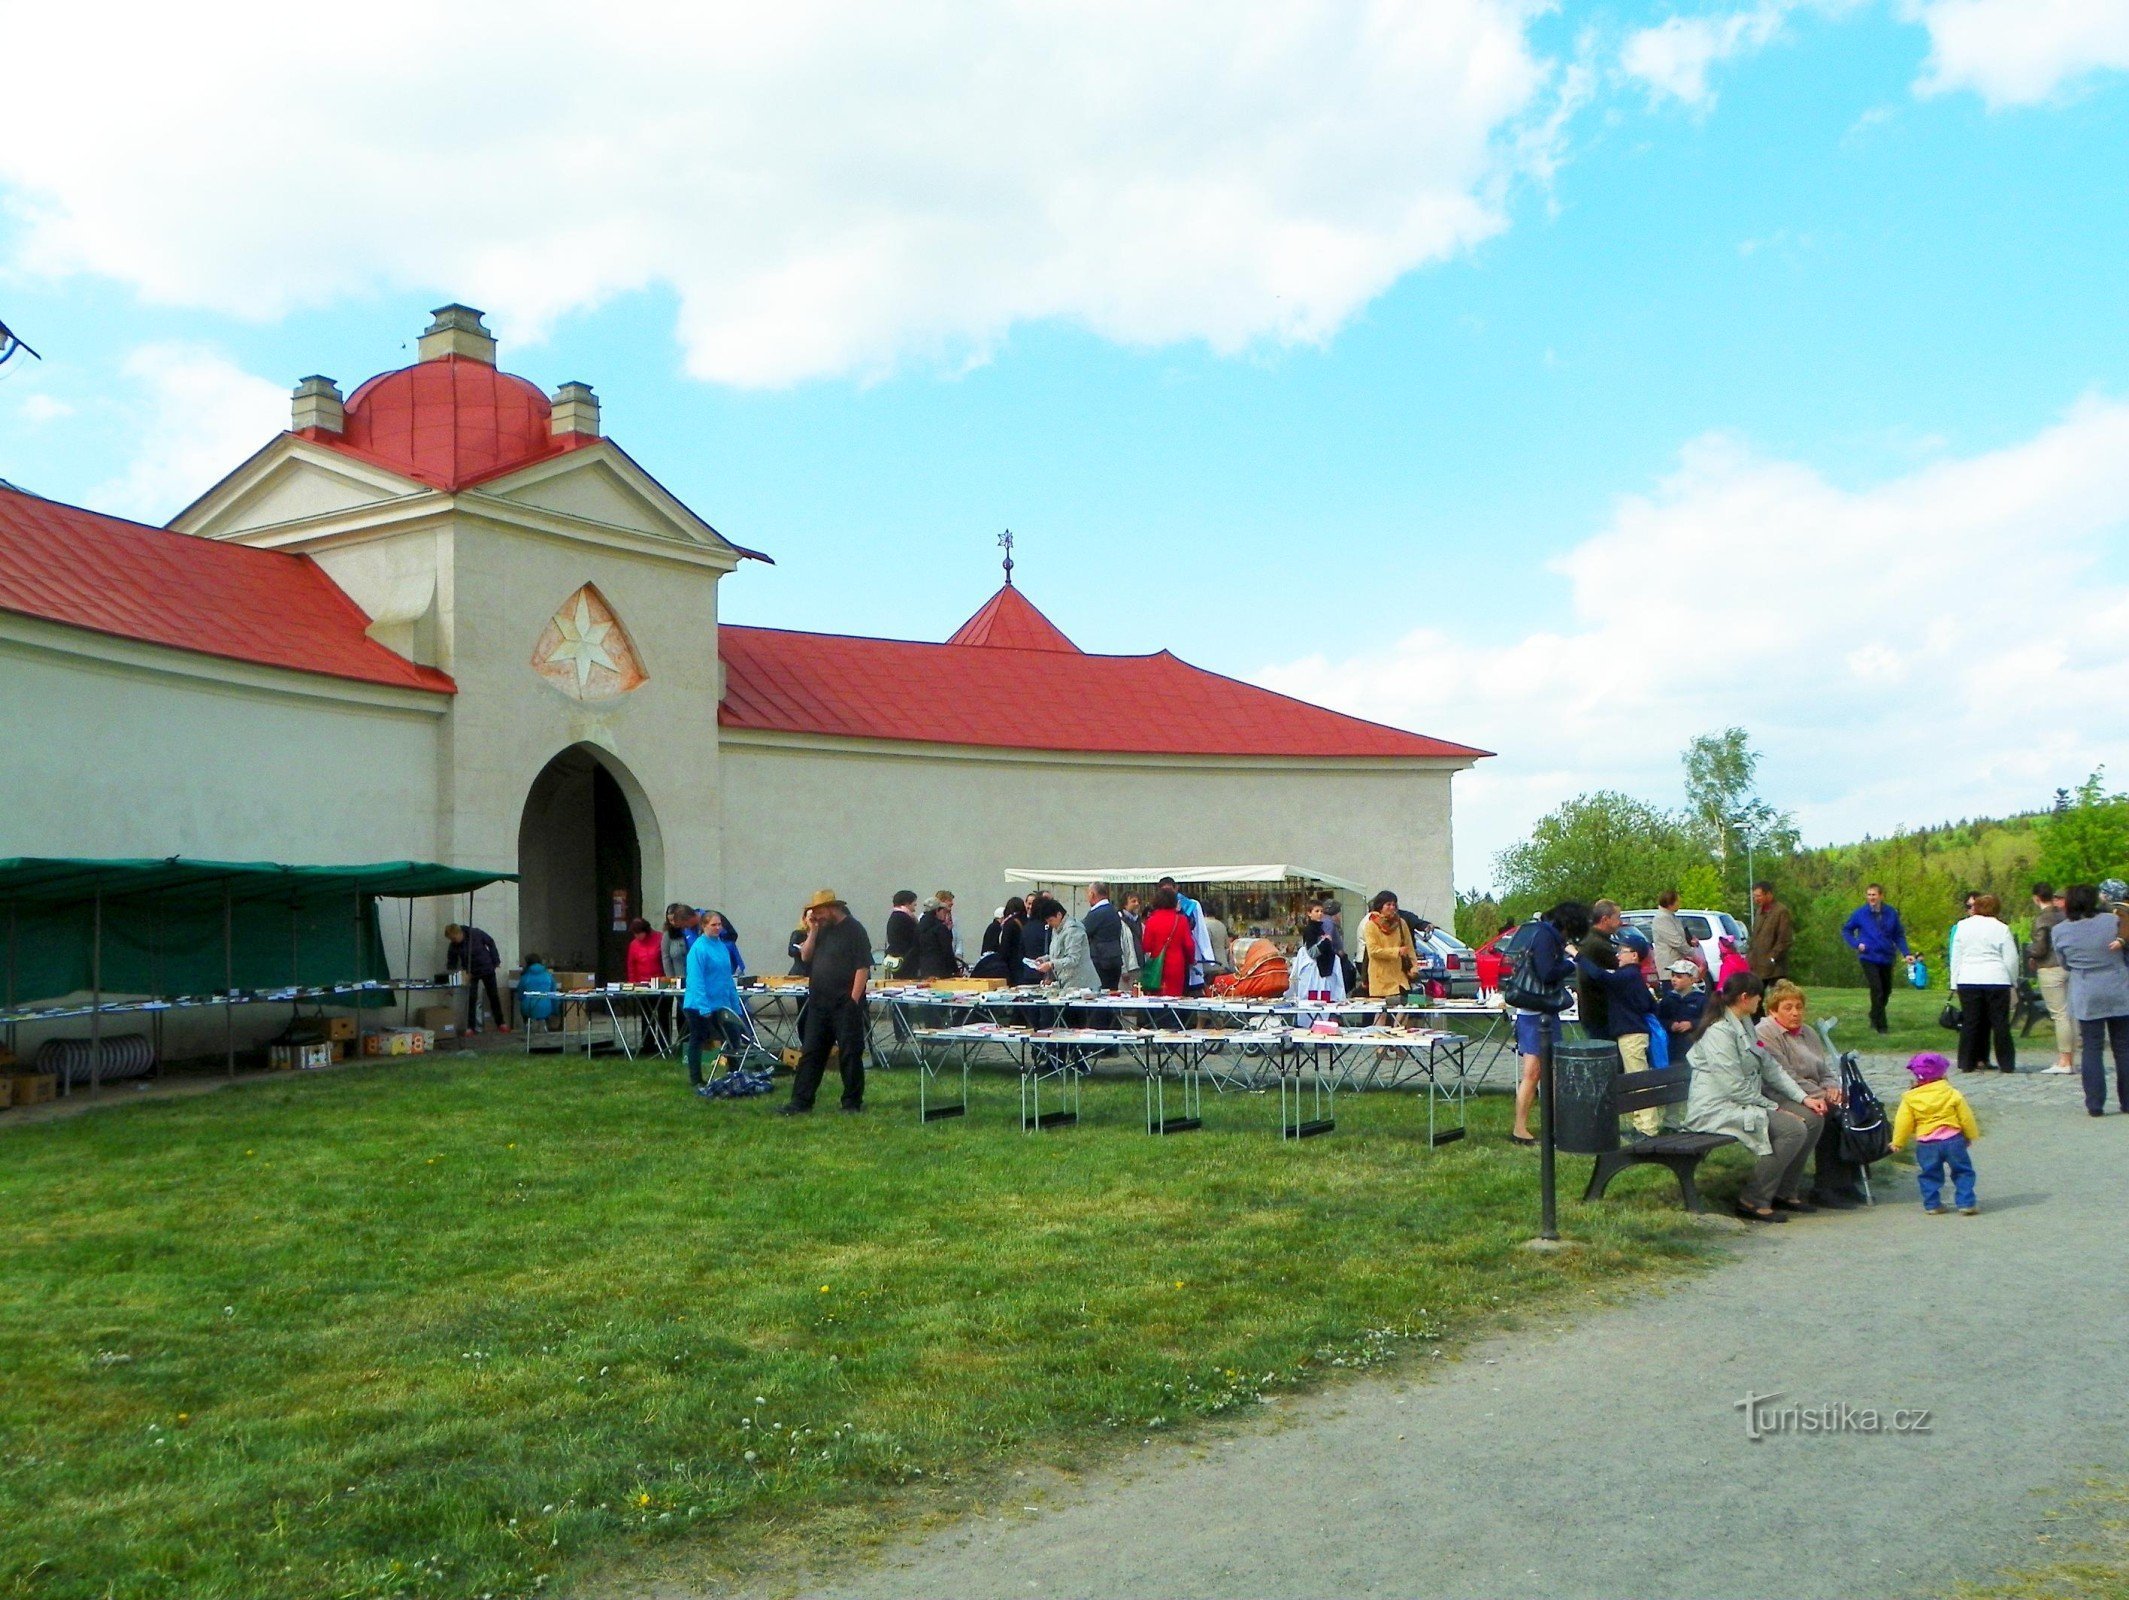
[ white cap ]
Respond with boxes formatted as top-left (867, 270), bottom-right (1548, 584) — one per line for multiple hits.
top-left (1668, 959), bottom-right (1700, 976)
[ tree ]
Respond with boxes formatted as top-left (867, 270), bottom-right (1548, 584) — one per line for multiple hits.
top-left (1682, 728), bottom-right (1797, 907)
top-left (1494, 791), bottom-right (1713, 913)
top-left (2037, 769), bottom-right (2129, 886)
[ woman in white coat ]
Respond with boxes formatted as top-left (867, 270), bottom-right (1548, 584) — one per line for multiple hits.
top-left (1949, 892), bottom-right (2022, 1073)
top-left (1683, 972), bottom-right (1830, 1222)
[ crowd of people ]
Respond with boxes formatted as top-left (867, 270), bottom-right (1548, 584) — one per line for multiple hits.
top-left (614, 877), bottom-right (1452, 1117)
top-left (1499, 874), bottom-right (2129, 1221)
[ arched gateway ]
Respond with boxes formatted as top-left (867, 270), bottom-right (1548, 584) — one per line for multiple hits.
top-left (516, 745), bottom-right (663, 981)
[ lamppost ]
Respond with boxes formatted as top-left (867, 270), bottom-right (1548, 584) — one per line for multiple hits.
top-left (1730, 811), bottom-right (1759, 928)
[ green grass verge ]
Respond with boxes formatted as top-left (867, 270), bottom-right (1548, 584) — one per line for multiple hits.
top-left (1802, 982), bottom-right (2061, 1062)
top-left (1, 1052), bottom-right (1736, 1599)
top-left (1960, 1476), bottom-right (2129, 1599)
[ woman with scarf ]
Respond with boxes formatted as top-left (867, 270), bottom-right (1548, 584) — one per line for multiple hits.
top-left (1287, 903), bottom-right (1347, 1004)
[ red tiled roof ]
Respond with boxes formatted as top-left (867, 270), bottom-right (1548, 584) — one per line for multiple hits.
top-left (718, 597), bottom-right (1487, 760)
top-left (945, 584), bottom-right (1080, 652)
top-left (309, 356), bottom-right (585, 491)
top-left (0, 485), bottom-right (456, 695)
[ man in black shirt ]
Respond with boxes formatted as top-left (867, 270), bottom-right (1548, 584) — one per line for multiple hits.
top-left (782, 889), bottom-right (872, 1114)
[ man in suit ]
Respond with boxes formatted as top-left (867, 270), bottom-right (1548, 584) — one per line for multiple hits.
top-left (1748, 881), bottom-right (1795, 983)
top-left (1083, 881), bottom-right (1125, 990)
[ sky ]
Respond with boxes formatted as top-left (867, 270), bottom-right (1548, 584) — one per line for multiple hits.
top-left (4, 0), bottom-right (2126, 891)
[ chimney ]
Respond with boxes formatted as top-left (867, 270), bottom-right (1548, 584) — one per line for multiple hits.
top-left (417, 303), bottom-right (497, 364)
top-left (291, 375), bottom-right (344, 435)
top-left (550, 381), bottom-right (601, 439)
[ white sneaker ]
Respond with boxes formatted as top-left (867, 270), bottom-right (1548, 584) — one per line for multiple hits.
top-left (2042, 1064), bottom-right (2076, 1074)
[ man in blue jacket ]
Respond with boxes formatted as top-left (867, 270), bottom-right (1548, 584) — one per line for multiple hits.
top-left (1841, 883), bottom-right (1912, 1035)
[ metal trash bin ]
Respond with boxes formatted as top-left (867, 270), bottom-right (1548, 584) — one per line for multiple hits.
top-left (1548, 1038), bottom-right (1622, 1155)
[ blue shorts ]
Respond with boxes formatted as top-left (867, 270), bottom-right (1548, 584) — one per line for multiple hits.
top-left (1514, 1011), bottom-right (1547, 1056)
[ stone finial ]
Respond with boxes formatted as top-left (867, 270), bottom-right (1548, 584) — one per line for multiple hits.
top-left (291, 375), bottom-right (345, 435)
top-left (550, 381), bottom-right (601, 439)
top-left (417, 303), bottom-right (497, 364)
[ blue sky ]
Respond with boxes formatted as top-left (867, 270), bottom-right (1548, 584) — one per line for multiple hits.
top-left (4, 1), bottom-right (2127, 886)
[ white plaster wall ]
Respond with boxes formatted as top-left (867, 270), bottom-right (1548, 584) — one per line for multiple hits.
top-left (716, 736), bottom-right (1461, 962)
top-left (0, 635), bottom-right (451, 1062)
top-left (433, 512), bottom-right (728, 967)
top-left (0, 643), bottom-right (442, 861)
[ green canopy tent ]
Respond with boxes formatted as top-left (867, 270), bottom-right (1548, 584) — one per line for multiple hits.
top-left (0, 858), bottom-right (516, 1092)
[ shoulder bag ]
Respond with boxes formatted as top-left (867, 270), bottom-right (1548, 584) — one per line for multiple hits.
top-left (1502, 934), bottom-right (1573, 1014)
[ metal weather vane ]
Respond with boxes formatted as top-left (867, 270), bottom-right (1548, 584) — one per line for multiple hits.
top-left (0, 317), bottom-right (40, 369)
top-left (998, 528), bottom-right (1015, 586)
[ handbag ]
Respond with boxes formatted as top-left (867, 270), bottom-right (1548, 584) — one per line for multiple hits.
top-left (1502, 934), bottom-right (1573, 1014)
top-left (1139, 924), bottom-right (1177, 991)
top-left (1938, 994), bottom-right (1963, 1031)
top-left (1836, 1055), bottom-right (1893, 1166)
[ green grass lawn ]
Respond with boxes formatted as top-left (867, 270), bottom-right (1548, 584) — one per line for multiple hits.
top-left (0, 1052), bottom-right (1737, 1600)
top-left (1802, 982), bottom-right (2058, 1062)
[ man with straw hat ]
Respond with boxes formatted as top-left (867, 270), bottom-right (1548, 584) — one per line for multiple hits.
top-left (781, 889), bottom-right (872, 1115)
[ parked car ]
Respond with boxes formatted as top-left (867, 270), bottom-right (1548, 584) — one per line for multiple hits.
top-left (1416, 926), bottom-right (1479, 999)
top-left (1621, 907), bottom-right (1747, 977)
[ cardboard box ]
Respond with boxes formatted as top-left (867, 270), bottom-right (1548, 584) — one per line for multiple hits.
top-left (8, 1072), bottom-right (57, 1106)
top-left (269, 1041), bottom-right (333, 1072)
top-left (562, 1002), bottom-right (588, 1032)
top-left (0, 1077), bottom-right (13, 1109)
top-left (929, 977), bottom-right (1007, 993)
top-left (325, 1016), bottom-right (357, 1042)
top-left (551, 971), bottom-right (597, 993)
top-left (416, 1005), bottom-right (458, 1034)
top-left (756, 975), bottom-right (808, 990)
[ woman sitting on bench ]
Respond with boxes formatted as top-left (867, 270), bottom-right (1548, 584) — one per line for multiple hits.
top-left (1754, 980), bottom-right (1864, 1209)
top-left (1683, 972), bottom-right (1832, 1223)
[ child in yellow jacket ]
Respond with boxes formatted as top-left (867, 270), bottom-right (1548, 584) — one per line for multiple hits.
top-left (1891, 1052), bottom-right (1981, 1215)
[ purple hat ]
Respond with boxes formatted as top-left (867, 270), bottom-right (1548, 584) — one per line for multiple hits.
top-left (1906, 1052), bottom-right (1950, 1084)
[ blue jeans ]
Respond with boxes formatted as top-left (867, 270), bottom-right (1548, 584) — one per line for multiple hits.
top-left (1916, 1134), bottom-right (1977, 1211)
top-left (684, 1008), bottom-right (749, 1086)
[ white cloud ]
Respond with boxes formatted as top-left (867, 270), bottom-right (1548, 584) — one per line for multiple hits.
top-left (13, 393), bottom-right (74, 423)
top-left (1906, 0), bottom-right (2129, 105)
top-left (1620, 4), bottom-right (1790, 108)
top-left (0, 1), bottom-right (1570, 388)
top-left (1258, 398), bottom-right (2129, 885)
top-left (93, 345), bottom-right (288, 520)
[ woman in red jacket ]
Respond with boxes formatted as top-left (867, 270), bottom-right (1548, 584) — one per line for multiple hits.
top-left (1139, 886), bottom-right (1194, 998)
top-left (624, 917), bottom-right (665, 983)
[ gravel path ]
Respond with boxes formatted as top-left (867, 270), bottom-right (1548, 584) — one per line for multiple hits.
top-left (791, 1070), bottom-right (2125, 1600)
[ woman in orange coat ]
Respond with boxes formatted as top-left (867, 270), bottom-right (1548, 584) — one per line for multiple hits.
top-left (1138, 886), bottom-right (1194, 998)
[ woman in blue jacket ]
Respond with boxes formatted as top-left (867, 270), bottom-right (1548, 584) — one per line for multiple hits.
top-left (516, 955), bottom-right (560, 1029)
top-left (683, 927), bottom-right (749, 1095)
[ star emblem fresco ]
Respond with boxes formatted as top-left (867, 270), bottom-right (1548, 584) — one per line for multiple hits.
top-left (530, 584), bottom-right (647, 700)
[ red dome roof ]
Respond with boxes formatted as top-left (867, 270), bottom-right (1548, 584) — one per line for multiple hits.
top-left (326, 356), bottom-right (568, 491)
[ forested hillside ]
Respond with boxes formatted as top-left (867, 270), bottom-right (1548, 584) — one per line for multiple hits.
top-left (1459, 742), bottom-right (2128, 988)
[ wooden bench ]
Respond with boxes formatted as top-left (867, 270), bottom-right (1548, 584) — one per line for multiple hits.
top-left (1581, 1066), bottom-right (1737, 1213)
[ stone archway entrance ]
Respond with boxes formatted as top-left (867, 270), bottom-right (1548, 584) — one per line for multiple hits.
top-left (517, 745), bottom-right (650, 981)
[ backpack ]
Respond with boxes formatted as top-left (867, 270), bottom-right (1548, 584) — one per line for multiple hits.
top-left (1836, 1054), bottom-right (1892, 1167)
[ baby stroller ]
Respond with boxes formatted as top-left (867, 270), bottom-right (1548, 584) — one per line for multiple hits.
top-left (1820, 1017), bottom-right (1891, 1205)
top-left (2014, 977), bottom-right (2050, 1038)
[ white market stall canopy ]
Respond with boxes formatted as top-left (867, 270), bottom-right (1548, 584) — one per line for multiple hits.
top-left (1003, 864), bottom-right (1365, 894)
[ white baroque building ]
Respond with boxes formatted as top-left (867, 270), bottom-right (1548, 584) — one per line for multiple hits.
top-left (0, 306), bottom-right (1486, 984)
